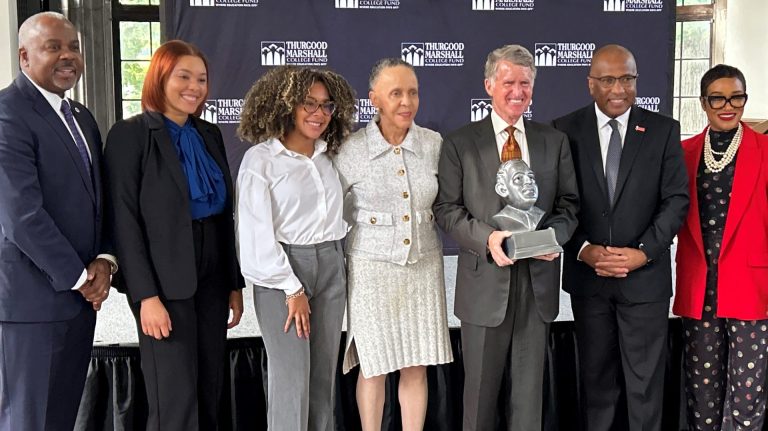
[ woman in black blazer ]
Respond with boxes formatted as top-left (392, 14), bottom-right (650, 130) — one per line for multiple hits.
top-left (104, 40), bottom-right (243, 431)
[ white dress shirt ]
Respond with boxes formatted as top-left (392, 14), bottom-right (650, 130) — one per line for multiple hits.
top-left (578, 104), bottom-right (632, 259)
top-left (24, 72), bottom-right (117, 289)
top-left (490, 109), bottom-right (530, 165)
top-left (594, 103), bottom-right (630, 175)
top-left (236, 137), bottom-right (347, 294)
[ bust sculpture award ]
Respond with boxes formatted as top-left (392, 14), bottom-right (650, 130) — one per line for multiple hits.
top-left (492, 159), bottom-right (563, 259)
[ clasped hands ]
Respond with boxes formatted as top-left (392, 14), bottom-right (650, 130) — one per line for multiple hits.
top-left (76, 258), bottom-right (112, 311)
top-left (487, 230), bottom-right (560, 267)
top-left (579, 244), bottom-right (648, 277)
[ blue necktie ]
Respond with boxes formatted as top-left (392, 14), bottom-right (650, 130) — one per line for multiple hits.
top-left (60, 99), bottom-right (92, 179)
top-left (606, 119), bottom-right (622, 204)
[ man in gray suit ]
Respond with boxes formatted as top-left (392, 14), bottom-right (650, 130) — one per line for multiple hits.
top-left (434, 44), bottom-right (579, 430)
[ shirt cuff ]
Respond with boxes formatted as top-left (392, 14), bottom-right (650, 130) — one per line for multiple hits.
top-left (576, 241), bottom-right (590, 262)
top-left (96, 254), bottom-right (118, 274)
top-left (71, 268), bottom-right (88, 290)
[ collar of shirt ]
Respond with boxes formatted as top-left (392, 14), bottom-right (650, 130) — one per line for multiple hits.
top-left (265, 136), bottom-right (328, 159)
top-left (23, 71), bottom-right (91, 159)
top-left (365, 114), bottom-right (421, 159)
top-left (23, 71), bottom-right (68, 113)
top-left (594, 103), bottom-right (631, 138)
top-left (490, 109), bottom-right (529, 165)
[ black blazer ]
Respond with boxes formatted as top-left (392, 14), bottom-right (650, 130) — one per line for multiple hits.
top-left (104, 111), bottom-right (240, 303)
top-left (553, 105), bottom-right (689, 302)
top-left (434, 116), bottom-right (579, 325)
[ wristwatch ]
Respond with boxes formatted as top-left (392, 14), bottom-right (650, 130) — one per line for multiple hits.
top-left (638, 242), bottom-right (652, 264)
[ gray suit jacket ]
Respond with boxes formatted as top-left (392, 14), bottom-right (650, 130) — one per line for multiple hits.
top-left (433, 117), bottom-right (579, 326)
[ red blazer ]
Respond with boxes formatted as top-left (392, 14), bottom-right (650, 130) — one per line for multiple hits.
top-left (674, 124), bottom-right (768, 320)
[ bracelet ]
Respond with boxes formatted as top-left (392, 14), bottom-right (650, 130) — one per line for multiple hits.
top-left (285, 287), bottom-right (305, 305)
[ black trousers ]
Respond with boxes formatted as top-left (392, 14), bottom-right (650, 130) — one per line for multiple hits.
top-left (572, 287), bottom-right (669, 431)
top-left (129, 215), bottom-right (230, 431)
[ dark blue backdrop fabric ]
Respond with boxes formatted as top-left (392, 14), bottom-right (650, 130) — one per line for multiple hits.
top-left (165, 0), bottom-right (675, 178)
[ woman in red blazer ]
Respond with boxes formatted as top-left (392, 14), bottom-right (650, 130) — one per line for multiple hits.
top-left (674, 64), bottom-right (768, 430)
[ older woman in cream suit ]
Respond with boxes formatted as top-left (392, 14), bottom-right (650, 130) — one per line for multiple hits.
top-left (334, 58), bottom-right (453, 431)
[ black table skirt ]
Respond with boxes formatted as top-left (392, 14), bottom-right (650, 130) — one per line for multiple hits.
top-left (76, 319), bottom-right (692, 431)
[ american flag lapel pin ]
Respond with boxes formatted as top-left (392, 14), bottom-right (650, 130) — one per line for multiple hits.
top-left (635, 125), bottom-right (645, 132)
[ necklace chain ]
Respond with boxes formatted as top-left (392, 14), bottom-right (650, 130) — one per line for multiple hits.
top-left (703, 123), bottom-right (742, 173)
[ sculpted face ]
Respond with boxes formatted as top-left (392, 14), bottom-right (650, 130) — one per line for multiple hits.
top-left (485, 60), bottom-right (534, 125)
top-left (369, 65), bottom-right (419, 135)
top-left (588, 47), bottom-right (637, 118)
top-left (700, 77), bottom-right (746, 132)
top-left (496, 160), bottom-right (538, 210)
top-left (19, 15), bottom-right (83, 97)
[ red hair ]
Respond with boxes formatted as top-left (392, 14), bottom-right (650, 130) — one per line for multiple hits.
top-left (141, 40), bottom-right (210, 116)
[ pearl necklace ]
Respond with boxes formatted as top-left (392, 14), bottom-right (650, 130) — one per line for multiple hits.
top-left (704, 123), bottom-right (742, 173)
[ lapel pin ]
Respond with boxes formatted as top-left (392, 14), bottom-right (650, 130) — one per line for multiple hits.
top-left (635, 125), bottom-right (646, 132)
top-left (74, 107), bottom-right (80, 113)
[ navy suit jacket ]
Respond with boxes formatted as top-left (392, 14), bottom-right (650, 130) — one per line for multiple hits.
top-left (0, 73), bottom-right (107, 322)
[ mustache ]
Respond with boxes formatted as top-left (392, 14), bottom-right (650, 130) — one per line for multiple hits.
top-left (55, 61), bottom-right (78, 69)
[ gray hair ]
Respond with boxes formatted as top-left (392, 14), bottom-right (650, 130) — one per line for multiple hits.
top-left (18, 12), bottom-right (73, 48)
top-left (368, 58), bottom-right (416, 90)
top-left (484, 44), bottom-right (537, 82)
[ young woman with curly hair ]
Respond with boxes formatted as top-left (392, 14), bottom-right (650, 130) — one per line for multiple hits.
top-left (235, 66), bottom-right (355, 430)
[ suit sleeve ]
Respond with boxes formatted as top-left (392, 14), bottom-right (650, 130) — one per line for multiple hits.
top-left (637, 120), bottom-right (689, 260)
top-left (433, 133), bottom-right (495, 255)
top-left (0, 110), bottom-right (85, 291)
top-left (539, 132), bottom-right (580, 246)
top-left (104, 120), bottom-right (161, 302)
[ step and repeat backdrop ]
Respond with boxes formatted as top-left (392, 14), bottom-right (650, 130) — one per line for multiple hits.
top-left (165, 0), bottom-right (675, 178)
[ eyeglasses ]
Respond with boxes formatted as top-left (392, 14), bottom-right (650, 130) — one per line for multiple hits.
top-left (703, 94), bottom-right (748, 109)
top-left (588, 74), bottom-right (639, 88)
top-left (302, 99), bottom-right (336, 116)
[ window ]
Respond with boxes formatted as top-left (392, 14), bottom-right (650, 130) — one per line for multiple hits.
top-left (113, 0), bottom-right (161, 119)
top-left (673, 0), bottom-right (726, 138)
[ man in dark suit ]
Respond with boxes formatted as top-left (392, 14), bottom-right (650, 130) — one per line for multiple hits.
top-left (552, 44), bottom-right (689, 431)
top-left (0, 12), bottom-right (114, 431)
top-left (434, 44), bottom-right (579, 431)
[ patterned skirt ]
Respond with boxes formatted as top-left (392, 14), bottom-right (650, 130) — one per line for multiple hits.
top-left (342, 251), bottom-right (453, 378)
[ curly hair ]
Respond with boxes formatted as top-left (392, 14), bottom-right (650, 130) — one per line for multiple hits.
top-left (238, 66), bottom-right (356, 154)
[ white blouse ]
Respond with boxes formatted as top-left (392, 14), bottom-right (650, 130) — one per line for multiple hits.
top-left (236, 137), bottom-right (346, 294)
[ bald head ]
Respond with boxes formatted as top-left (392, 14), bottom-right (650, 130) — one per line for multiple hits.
top-left (588, 44), bottom-right (638, 118)
top-left (18, 12), bottom-right (75, 49)
top-left (18, 12), bottom-right (83, 97)
top-left (589, 44), bottom-right (636, 76)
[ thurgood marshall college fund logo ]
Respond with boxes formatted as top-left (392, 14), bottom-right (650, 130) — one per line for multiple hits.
top-left (354, 98), bottom-right (376, 124)
top-left (470, 99), bottom-right (532, 122)
top-left (261, 41), bottom-right (329, 66)
top-left (604, 0), bottom-right (663, 12)
top-left (189, 0), bottom-right (259, 7)
top-left (202, 99), bottom-right (243, 124)
top-left (534, 42), bottom-right (594, 67)
top-left (401, 42), bottom-right (464, 67)
top-left (472, 0), bottom-right (534, 11)
top-left (336, 0), bottom-right (400, 9)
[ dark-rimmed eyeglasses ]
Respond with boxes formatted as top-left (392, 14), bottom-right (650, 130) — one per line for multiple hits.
top-left (588, 74), bottom-right (639, 88)
top-left (302, 100), bottom-right (336, 116)
top-left (703, 94), bottom-right (748, 110)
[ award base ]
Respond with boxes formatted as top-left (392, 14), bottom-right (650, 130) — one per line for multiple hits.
top-left (503, 227), bottom-right (563, 260)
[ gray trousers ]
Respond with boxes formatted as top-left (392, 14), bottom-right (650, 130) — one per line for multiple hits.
top-left (253, 240), bottom-right (347, 431)
top-left (460, 261), bottom-right (547, 431)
